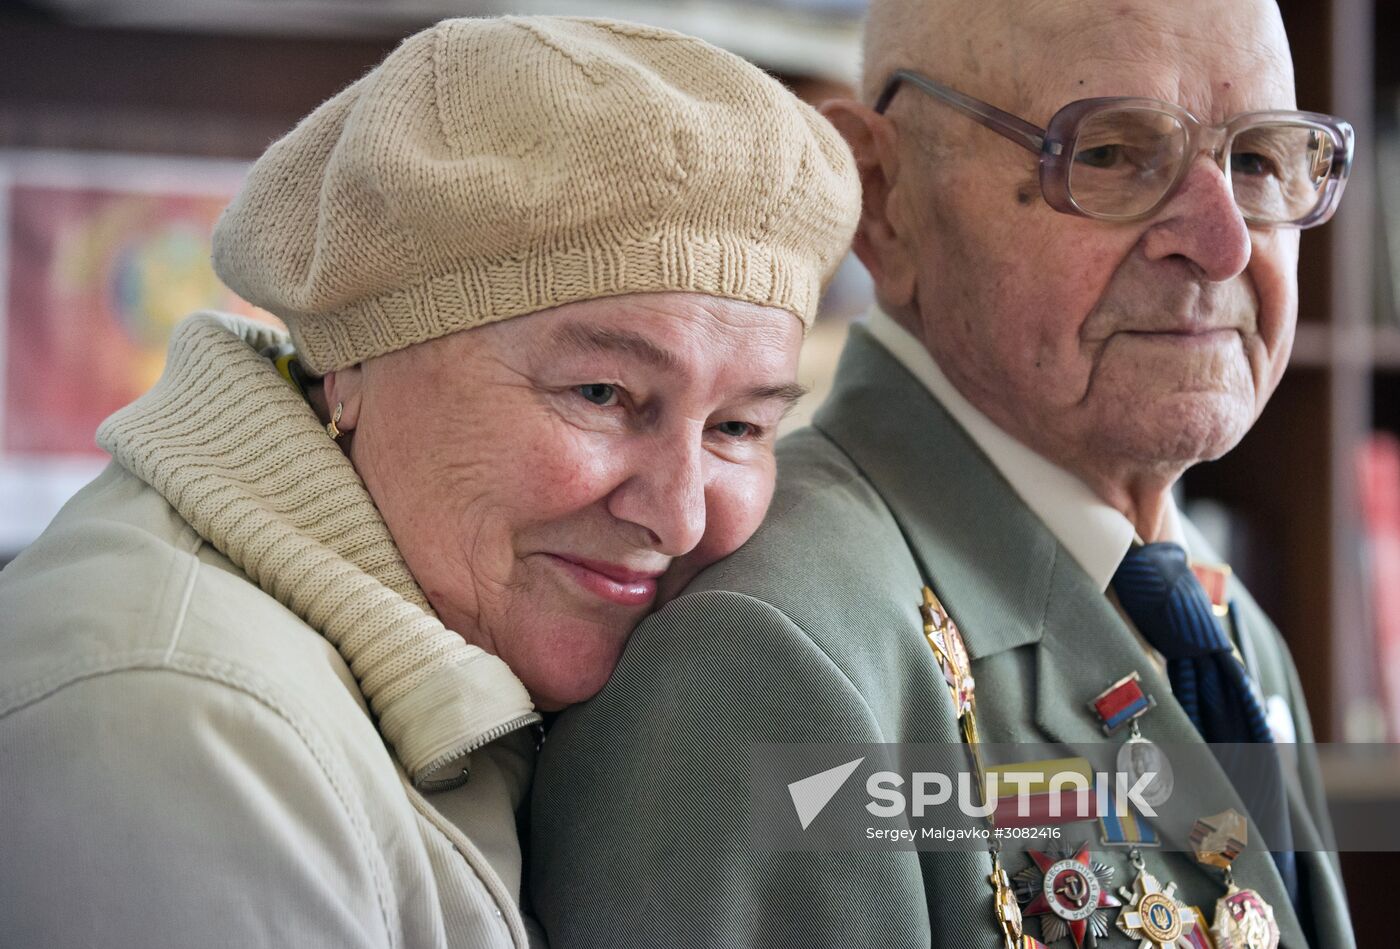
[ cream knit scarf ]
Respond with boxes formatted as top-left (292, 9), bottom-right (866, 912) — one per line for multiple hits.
top-left (97, 311), bottom-right (539, 789)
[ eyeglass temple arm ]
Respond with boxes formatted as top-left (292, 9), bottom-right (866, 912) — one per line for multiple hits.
top-left (876, 70), bottom-right (1049, 156)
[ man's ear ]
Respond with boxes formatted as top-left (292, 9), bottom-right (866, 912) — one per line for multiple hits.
top-left (820, 98), bottom-right (919, 308)
top-left (322, 365), bottom-right (365, 433)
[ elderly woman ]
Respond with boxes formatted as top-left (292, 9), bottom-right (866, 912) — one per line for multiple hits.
top-left (0, 16), bottom-right (857, 948)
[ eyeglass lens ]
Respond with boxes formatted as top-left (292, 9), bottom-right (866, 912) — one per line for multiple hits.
top-left (1066, 108), bottom-right (1337, 223)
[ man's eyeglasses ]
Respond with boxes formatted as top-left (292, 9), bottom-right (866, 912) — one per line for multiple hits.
top-left (874, 69), bottom-right (1354, 229)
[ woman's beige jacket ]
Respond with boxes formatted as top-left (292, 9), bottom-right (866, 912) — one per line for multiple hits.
top-left (0, 313), bottom-right (542, 948)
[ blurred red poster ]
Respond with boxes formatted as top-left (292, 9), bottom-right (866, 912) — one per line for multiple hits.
top-left (0, 150), bottom-right (274, 455)
top-left (1358, 432), bottom-right (1400, 740)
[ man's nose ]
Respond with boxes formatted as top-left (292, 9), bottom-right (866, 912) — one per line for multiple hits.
top-left (608, 433), bottom-right (707, 557)
top-left (1139, 154), bottom-right (1252, 281)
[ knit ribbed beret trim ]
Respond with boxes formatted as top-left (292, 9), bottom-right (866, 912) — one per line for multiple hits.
top-left (97, 311), bottom-right (539, 787)
top-left (212, 14), bottom-right (860, 376)
top-left (292, 232), bottom-right (817, 375)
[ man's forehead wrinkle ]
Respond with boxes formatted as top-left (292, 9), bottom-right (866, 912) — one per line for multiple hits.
top-left (861, 0), bottom-right (1119, 112)
top-left (1028, 6), bottom-right (1295, 118)
top-left (860, 0), bottom-right (1294, 99)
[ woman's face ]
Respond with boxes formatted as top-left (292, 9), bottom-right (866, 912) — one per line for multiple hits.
top-left (331, 293), bottom-right (804, 710)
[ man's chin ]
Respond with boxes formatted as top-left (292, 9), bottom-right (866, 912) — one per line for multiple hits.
top-left (1093, 392), bottom-right (1254, 469)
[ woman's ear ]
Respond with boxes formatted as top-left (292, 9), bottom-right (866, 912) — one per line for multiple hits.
top-left (819, 98), bottom-right (919, 308)
top-left (322, 365), bottom-right (365, 433)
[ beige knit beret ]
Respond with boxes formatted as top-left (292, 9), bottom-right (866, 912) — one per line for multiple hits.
top-left (212, 15), bottom-right (860, 374)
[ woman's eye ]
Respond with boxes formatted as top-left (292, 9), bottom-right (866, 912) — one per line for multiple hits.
top-left (577, 383), bottom-right (619, 407)
top-left (714, 420), bottom-right (756, 439)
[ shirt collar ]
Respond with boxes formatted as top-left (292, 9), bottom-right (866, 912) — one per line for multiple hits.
top-left (863, 306), bottom-right (1187, 591)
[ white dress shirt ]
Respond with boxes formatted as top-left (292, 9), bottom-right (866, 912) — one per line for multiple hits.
top-left (863, 307), bottom-right (1189, 593)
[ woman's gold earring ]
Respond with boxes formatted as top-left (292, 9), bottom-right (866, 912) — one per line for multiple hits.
top-left (326, 402), bottom-right (344, 440)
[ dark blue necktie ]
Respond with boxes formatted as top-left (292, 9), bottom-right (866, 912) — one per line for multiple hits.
top-left (1111, 542), bottom-right (1297, 902)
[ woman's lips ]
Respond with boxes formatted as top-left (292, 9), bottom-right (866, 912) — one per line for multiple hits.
top-left (543, 554), bottom-right (663, 607)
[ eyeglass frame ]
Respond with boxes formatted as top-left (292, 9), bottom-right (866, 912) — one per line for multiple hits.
top-left (873, 68), bottom-right (1355, 229)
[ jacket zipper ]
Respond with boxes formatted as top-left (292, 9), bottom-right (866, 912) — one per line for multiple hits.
top-left (414, 712), bottom-right (542, 792)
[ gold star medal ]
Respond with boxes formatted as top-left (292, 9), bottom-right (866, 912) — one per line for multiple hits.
top-left (920, 586), bottom-right (974, 720)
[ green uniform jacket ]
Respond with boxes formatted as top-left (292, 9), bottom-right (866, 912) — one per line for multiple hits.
top-left (529, 327), bottom-right (1354, 948)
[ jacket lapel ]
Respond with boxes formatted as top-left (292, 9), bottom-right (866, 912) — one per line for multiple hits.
top-left (813, 325), bottom-right (1304, 943)
top-left (813, 325), bottom-right (1053, 662)
top-left (814, 327), bottom-right (1165, 740)
top-left (1290, 794), bottom-right (1357, 948)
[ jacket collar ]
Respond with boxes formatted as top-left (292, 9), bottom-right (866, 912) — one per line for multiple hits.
top-left (813, 324), bottom-right (1054, 660)
top-left (863, 308), bottom-right (1139, 592)
top-left (97, 311), bottom-right (539, 789)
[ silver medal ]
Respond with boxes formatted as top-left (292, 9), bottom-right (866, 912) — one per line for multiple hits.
top-left (1117, 734), bottom-right (1174, 809)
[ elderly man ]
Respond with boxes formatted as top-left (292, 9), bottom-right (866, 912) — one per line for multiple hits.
top-left (529, 1), bottom-right (1355, 947)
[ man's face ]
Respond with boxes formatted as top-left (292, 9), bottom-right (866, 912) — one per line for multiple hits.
top-left (349, 293), bottom-right (803, 710)
top-left (901, 0), bottom-right (1300, 482)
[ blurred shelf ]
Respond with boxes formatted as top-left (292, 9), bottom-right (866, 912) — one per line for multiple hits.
top-left (1290, 323), bottom-right (1331, 366)
top-left (1290, 323), bottom-right (1400, 369)
top-left (1318, 745), bottom-right (1400, 802)
top-left (1376, 327), bottom-right (1400, 369)
top-left (16, 0), bottom-right (865, 83)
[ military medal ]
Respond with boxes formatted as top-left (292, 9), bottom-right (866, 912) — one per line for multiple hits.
top-left (919, 586), bottom-right (1050, 949)
top-left (1013, 843), bottom-right (1120, 948)
top-left (1089, 671), bottom-right (1156, 735)
top-left (1091, 675), bottom-right (1194, 947)
top-left (919, 586), bottom-right (987, 797)
top-left (1117, 734), bottom-right (1175, 810)
top-left (992, 852), bottom-right (1042, 949)
top-left (1190, 810), bottom-right (1280, 949)
top-left (1116, 851), bottom-right (1199, 949)
top-left (1211, 889), bottom-right (1277, 949)
top-left (1089, 672), bottom-right (1173, 810)
top-left (921, 586), bottom-right (975, 723)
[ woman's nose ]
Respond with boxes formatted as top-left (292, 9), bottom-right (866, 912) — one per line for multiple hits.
top-left (607, 434), bottom-right (707, 557)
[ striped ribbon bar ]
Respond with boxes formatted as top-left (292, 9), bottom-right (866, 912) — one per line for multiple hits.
top-left (1097, 785), bottom-right (1160, 848)
top-left (988, 757), bottom-right (1098, 829)
top-left (1183, 908), bottom-right (1214, 949)
top-left (1088, 671), bottom-right (1156, 735)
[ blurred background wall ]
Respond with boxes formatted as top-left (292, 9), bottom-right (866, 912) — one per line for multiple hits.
top-left (0, 0), bottom-right (873, 551)
top-left (0, 0), bottom-right (1395, 939)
